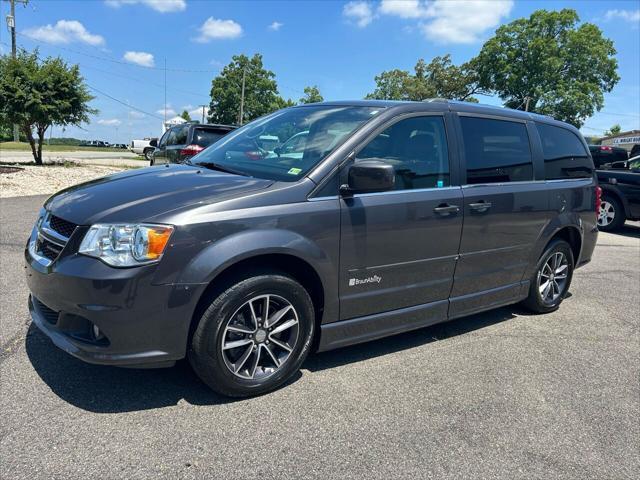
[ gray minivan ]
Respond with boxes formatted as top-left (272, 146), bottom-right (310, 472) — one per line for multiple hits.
top-left (25, 100), bottom-right (599, 397)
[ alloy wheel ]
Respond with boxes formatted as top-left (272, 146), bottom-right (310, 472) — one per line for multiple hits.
top-left (598, 200), bottom-right (615, 227)
top-left (221, 294), bottom-right (299, 380)
top-left (538, 252), bottom-right (569, 305)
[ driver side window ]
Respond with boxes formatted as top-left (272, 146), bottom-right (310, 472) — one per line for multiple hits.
top-left (356, 116), bottom-right (450, 190)
top-left (158, 130), bottom-right (171, 148)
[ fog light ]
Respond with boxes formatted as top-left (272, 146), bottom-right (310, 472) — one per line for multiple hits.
top-left (92, 324), bottom-right (103, 340)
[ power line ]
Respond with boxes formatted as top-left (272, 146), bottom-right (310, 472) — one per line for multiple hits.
top-left (16, 31), bottom-right (218, 73)
top-left (86, 84), bottom-right (164, 120)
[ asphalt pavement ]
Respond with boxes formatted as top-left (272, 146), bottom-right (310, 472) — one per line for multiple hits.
top-left (1, 195), bottom-right (638, 479)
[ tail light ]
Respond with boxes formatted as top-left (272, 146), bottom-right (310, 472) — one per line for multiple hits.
top-left (180, 144), bottom-right (204, 157)
top-left (595, 186), bottom-right (602, 218)
top-left (600, 146), bottom-right (612, 151)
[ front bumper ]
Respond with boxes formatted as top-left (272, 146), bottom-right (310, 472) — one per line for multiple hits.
top-left (25, 247), bottom-right (203, 367)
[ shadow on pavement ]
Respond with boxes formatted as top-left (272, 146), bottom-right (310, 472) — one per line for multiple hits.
top-left (26, 304), bottom-right (524, 413)
top-left (612, 224), bottom-right (640, 239)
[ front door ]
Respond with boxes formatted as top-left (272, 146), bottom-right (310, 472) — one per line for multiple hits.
top-left (339, 115), bottom-right (463, 320)
top-left (450, 115), bottom-right (548, 317)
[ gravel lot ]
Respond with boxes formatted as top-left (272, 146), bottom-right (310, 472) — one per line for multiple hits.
top-left (0, 163), bottom-right (129, 198)
top-left (1, 195), bottom-right (638, 479)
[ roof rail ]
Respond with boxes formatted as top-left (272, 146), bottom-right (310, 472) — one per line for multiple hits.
top-left (421, 98), bottom-right (450, 103)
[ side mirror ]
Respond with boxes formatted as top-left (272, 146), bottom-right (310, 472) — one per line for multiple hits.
top-left (273, 146), bottom-right (282, 155)
top-left (149, 138), bottom-right (158, 147)
top-left (341, 160), bottom-right (395, 196)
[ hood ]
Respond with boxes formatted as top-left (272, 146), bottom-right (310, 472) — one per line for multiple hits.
top-left (45, 164), bottom-right (273, 225)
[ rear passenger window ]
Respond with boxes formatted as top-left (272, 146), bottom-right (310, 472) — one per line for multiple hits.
top-left (173, 125), bottom-right (189, 145)
top-left (460, 117), bottom-right (533, 184)
top-left (357, 116), bottom-right (450, 190)
top-left (537, 123), bottom-right (593, 179)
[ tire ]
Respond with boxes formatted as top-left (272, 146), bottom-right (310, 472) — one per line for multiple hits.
top-left (521, 239), bottom-right (574, 313)
top-left (189, 273), bottom-right (315, 397)
top-left (597, 194), bottom-right (625, 232)
top-left (144, 148), bottom-right (154, 164)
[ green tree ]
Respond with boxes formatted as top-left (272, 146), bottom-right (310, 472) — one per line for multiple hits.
top-left (180, 110), bottom-right (192, 122)
top-left (474, 9), bottom-right (619, 127)
top-left (208, 54), bottom-right (291, 125)
top-left (0, 50), bottom-right (95, 164)
top-left (604, 124), bottom-right (622, 137)
top-left (366, 55), bottom-right (483, 102)
top-left (299, 85), bottom-right (324, 104)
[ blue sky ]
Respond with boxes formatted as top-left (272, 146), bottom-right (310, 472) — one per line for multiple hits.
top-left (1, 0), bottom-right (638, 143)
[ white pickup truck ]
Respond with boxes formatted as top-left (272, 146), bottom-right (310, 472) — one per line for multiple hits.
top-left (129, 138), bottom-right (158, 161)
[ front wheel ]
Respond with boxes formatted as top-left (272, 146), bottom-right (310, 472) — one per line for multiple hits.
top-left (522, 239), bottom-right (574, 313)
top-left (144, 148), bottom-right (154, 164)
top-left (189, 273), bottom-right (315, 397)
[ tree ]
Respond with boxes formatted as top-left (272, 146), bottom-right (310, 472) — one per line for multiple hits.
top-left (0, 50), bottom-right (95, 164)
top-left (604, 124), bottom-right (622, 137)
top-left (180, 110), bottom-right (192, 122)
top-left (366, 55), bottom-right (483, 102)
top-left (474, 9), bottom-right (619, 127)
top-left (299, 85), bottom-right (324, 104)
top-left (208, 54), bottom-right (292, 125)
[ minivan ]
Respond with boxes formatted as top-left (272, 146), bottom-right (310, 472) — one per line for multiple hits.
top-left (25, 100), bottom-right (599, 397)
top-left (150, 123), bottom-right (236, 165)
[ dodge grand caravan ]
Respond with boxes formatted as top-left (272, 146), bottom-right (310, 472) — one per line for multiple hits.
top-left (26, 100), bottom-right (599, 397)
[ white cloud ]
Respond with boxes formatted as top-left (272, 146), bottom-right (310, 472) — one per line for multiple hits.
top-left (129, 111), bottom-right (146, 119)
top-left (123, 51), bottom-right (155, 67)
top-left (605, 9), bottom-right (640, 23)
top-left (379, 0), bottom-right (425, 19)
top-left (156, 105), bottom-right (177, 117)
top-left (194, 17), bottom-right (243, 42)
top-left (105, 0), bottom-right (186, 13)
top-left (97, 118), bottom-right (122, 127)
top-left (268, 21), bottom-right (284, 31)
top-left (343, 1), bottom-right (375, 28)
top-left (377, 0), bottom-right (513, 44)
top-left (23, 20), bottom-right (105, 46)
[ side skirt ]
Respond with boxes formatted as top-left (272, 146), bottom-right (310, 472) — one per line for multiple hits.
top-left (317, 281), bottom-right (529, 353)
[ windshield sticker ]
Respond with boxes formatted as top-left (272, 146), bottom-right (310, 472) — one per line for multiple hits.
top-left (437, 180), bottom-right (444, 188)
top-left (287, 168), bottom-right (302, 175)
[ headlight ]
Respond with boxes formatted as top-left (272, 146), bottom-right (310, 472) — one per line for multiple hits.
top-left (79, 224), bottom-right (174, 267)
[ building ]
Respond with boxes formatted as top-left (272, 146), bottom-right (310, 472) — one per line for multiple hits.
top-left (600, 130), bottom-right (640, 153)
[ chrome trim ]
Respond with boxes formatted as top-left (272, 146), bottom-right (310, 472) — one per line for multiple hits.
top-left (353, 185), bottom-right (459, 198)
top-left (27, 211), bottom-right (71, 267)
top-left (28, 236), bottom-right (53, 268)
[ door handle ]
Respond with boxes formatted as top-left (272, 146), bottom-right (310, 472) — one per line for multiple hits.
top-left (469, 201), bottom-right (492, 212)
top-left (434, 204), bottom-right (460, 215)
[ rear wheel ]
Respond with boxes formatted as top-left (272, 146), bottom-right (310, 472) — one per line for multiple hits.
top-left (522, 239), bottom-right (574, 313)
top-left (598, 194), bottom-right (625, 232)
top-left (189, 273), bottom-right (315, 397)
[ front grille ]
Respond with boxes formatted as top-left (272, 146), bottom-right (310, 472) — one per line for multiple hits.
top-left (33, 297), bottom-right (59, 325)
top-left (49, 215), bottom-right (77, 238)
top-left (38, 237), bottom-right (64, 260)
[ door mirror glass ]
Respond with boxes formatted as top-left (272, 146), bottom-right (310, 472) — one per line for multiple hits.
top-left (344, 160), bottom-right (395, 194)
top-left (149, 138), bottom-right (158, 147)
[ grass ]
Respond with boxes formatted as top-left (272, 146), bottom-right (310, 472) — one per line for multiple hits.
top-left (0, 141), bottom-right (128, 153)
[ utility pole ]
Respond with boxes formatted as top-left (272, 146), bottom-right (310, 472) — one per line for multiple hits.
top-left (163, 57), bottom-right (167, 127)
top-left (6, 0), bottom-right (28, 142)
top-left (238, 67), bottom-right (246, 125)
top-left (199, 104), bottom-right (207, 124)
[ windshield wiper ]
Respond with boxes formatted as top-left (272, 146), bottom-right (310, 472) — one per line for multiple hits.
top-left (192, 161), bottom-right (250, 177)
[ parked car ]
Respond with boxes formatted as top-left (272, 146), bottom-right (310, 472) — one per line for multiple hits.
top-left (589, 144), bottom-right (628, 168)
top-left (596, 155), bottom-right (640, 231)
top-left (113, 143), bottom-right (128, 149)
top-left (152, 123), bottom-right (236, 165)
top-left (25, 100), bottom-right (598, 397)
top-left (129, 138), bottom-right (158, 162)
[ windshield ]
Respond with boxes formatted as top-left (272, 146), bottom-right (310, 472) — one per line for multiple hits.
top-left (191, 105), bottom-right (382, 181)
